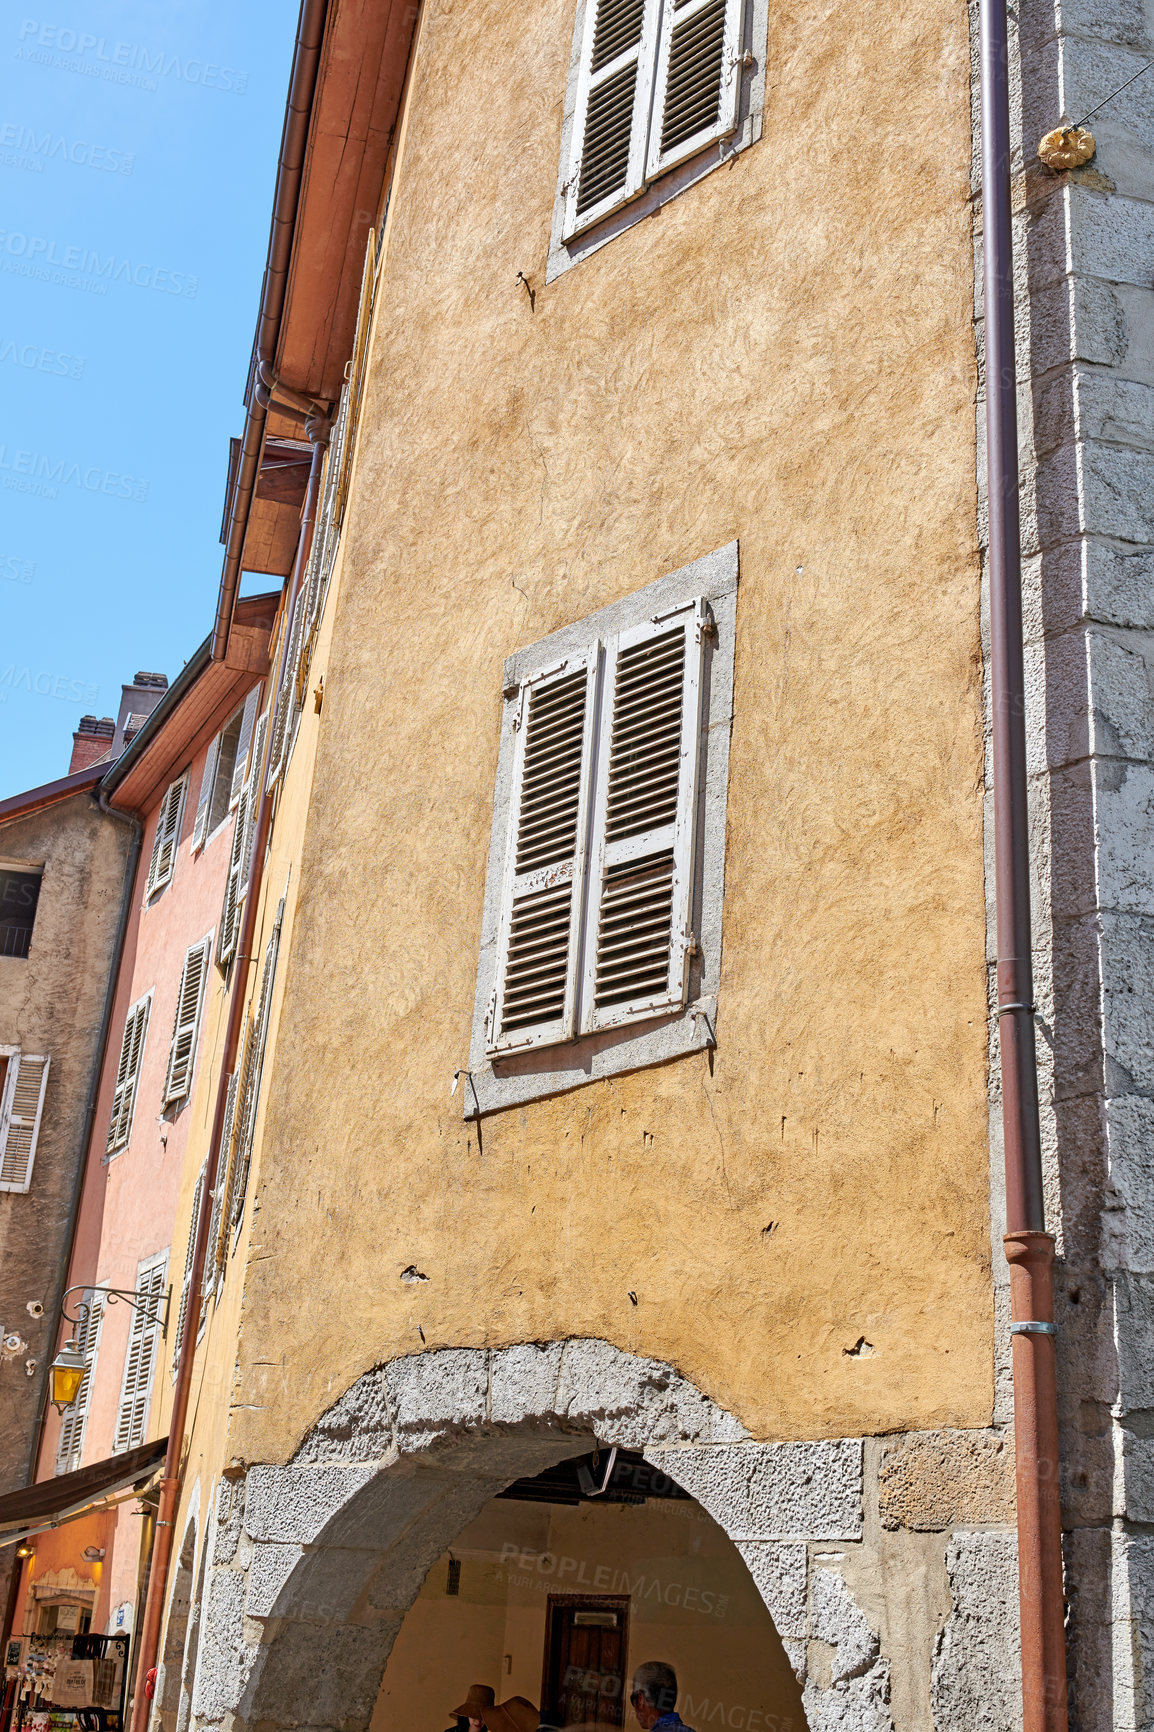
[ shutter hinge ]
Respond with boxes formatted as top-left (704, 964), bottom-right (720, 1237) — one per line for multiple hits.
top-left (696, 600), bottom-right (718, 643)
top-left (686, 932), bottom-right (701, 957)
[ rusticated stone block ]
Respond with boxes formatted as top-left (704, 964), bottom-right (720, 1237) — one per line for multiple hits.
top-left (878, 1430), bottom-right (1016, 1532)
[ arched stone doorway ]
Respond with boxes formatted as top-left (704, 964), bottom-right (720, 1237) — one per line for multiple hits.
top-left (186, 1342), bottom-right (902, 1732)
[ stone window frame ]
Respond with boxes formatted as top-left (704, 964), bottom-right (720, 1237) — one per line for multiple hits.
top-left (545, 0), bottom-right (770, 284)
top-left (464, 541), bottom-right (738, 1118)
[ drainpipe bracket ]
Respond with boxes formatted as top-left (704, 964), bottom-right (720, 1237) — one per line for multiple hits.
top-left (1010, 1321), bottom-right (1057, 1335)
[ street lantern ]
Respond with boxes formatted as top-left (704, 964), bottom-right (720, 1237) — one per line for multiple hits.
top-left (49, 1337), bottom-right (87, 1411)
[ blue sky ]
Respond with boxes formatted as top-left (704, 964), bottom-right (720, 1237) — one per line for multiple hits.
top-left (0, 1), bottom-right (294, 796)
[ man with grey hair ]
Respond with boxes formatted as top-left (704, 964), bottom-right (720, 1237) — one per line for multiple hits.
top-left (629, 1664), bottom-right (696, 1732)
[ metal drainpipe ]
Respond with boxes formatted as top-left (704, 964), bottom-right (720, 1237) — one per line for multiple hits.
top-left (210, 0), bottom-right (329, 662)
top-left (979, 0), bottom-right (1069, 1726)
top-left (127, 420), bottom-right (329, 1732)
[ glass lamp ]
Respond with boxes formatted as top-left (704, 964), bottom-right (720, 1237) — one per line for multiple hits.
top-left (49, 1338), bottom-right (86, 1411)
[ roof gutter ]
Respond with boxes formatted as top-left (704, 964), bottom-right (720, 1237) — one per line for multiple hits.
top-left (979, 1), bottom-right (1068, 1725)
top-left (210, 0), bottom-right (330, 663)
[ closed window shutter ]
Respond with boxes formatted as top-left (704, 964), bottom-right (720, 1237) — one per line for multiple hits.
top-left (164, 939), bottom-right (211, 1103)
top-left (112, 1254), bottom-right (168, 1454)
top-left (217, 710), bottom-right (267, 967)
top-left (217, 780), bottom-right (249, 967)
top-left (230, 899), bottom-right (285, 1235)
top-left (205, 1069), bottom-right (239, 1294)
top-left (229, 686), bottom-right (261, 807)
top-left (106, 995), bottom-right (151, 1153)
top-left (562, 0), bottom-right (662, 240)
top-left (580, 601), bottom-right (706, 1033)
top-left (172, 1162), bottom-right (206, 1370)
top-left (487, 657), bottom-right (599, 1053)
top-left (645, 0), bottom-right (742, 180)
top-left (0, 1053), bottom-right (50, 1192)
top-left (266, 598), bottom-right (306, 791)
top-left (55, 1294), bottom-right (103, 1474)
top-left (191, 736), bottom-right (221, 851)
top-left (146, 774), bottom-right (189, 897)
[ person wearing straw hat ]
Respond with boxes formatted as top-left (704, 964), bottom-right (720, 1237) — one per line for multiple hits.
top-left (452, 1685), bottom-right (497, 1732)
top-left (487, 1697), bottom-right (543, 1732)
top-left (481, 1697), bottom-right (540, 1732)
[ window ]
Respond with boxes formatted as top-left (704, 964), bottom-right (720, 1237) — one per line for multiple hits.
top-left (145, 772), bottom-right (189, 898)
top-left (191, 687), bottom-right (260, 849)
top-left (172, 1161), bottom-right (206, 1371)
top-left (112, 1251), bottom-right (168, 1454)
top-left (0, 1050), bottom-right (50, 1192)
top-left (106, 994), bottom-right (151, 1154)
top-left (55, 1290), bottom-right (104, 1474)
top-left (0, 866), bottom-right (42, 958)
top-left (466, 542), bottom-right (737, 1116)
top-left (550, 0), bottom-right (766, 276)
top-left (164, 938), bottom-right (211, 1104)
top-left (222, 898), bottom-right (284, 1250)
top-left (218, 710), bottom-right (269, 967)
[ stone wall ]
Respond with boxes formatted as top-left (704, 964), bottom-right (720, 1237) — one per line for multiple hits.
top-left (981, 0), bottom-right (1154, 1722)
top-left (178, 1344), bottom-right (1020, 1732)
top-left (0, 791), bottom-right (133, 1618)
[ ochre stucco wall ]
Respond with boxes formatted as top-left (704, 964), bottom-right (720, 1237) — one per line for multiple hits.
top-left (228, 0), bottom-right (987, 1460)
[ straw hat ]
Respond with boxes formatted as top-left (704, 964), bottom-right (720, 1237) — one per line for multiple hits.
top-left (489, 1699), bottom-right (541, 1732)
top-left (454, 1687), bottom-right (498, 1720)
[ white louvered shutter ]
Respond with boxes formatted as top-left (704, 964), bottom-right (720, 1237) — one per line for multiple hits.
top-left (146, 774), bottom-right (188, 897)
top-left (191, 737), bottom-right (221, 851)
top-left (0, 1054), bottom-right (50, 1192)
top-left (229, 686), bottom-right (261, 807)
top-left (112, 1254), bottom-right (168, 1454)
top-left (487, 656), bottom-right (599, 1054)
top-left (205, 1070), bottom-right (239, 1293)
top-left (562, 0), bottom-right (662, 240)
top-left (164, 939), bottom-right (211, 1103)
top-left (172, 1162), bottom-right (206, 1370)
top-left (267, 597), bottom-right (305, 791)
top-left (55, 1294), bottom-right (103, 1474)
top-left (217, 778), bottom-right (249, 967)
top-left (230, 900), bottom-right (284, 1235)
top-left (645, 0), bottom-right (742, 180)
top-left (106, 996), bottom-right (151, 1153)
top-left (580, 601), bottom-right (706, 1033)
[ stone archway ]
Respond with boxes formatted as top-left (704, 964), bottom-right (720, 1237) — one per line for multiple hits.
top-left (187, 1341), bottom-right (894, 1732)
top-left (155, 1481), bottom-right (202, 1732)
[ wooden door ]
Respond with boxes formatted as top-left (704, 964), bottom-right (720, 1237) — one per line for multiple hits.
top-left (542, 1596), bottom-right (631, 1730)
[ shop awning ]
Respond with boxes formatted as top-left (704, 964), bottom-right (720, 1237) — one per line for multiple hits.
top-left (0, 1438), bottom-right (167, 1537)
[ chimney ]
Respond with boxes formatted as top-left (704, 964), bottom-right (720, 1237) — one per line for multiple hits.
top-left (111, 671), bottom-right (168, 757)
top-left (70, 716), bottom-right (116, 775)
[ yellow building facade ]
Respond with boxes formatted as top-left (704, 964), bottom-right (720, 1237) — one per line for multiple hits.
top-left (152, 0), bottom-right (1022, 1727)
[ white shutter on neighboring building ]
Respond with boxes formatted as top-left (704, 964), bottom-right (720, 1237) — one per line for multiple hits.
top-left (487, 657), bottom-right (599, 1053)
top-left (191, 736), bottom-right (221, 851)
top-left (107, 995), bottom-right (151, 1153)
top-left (229, 686), bottom-right (261, 807)
top-left (0, 1053), bottom-right (50, 1192)
top-left (172, 1163), bottom-right (206, 1370)
top-left (580, 601), bottom-right (706, 1033)
top-left (204, 1070), bottom-right (240, 1295)
top-left (55, 1293), bottom-right (104, 1474)
top-left (164, 938), bottom-right (211, 1103)
top-left (645, 0), bottom-right (742, 180)
top-left (562, 0), bottom-right (662, 240)
top-left (146, 773), bottom-right (189, 898)
top-left (218, 710), bottom-right (266, 968)
top-left (112, 1253), bottom-right (168, 1454)
top-left (266, 598), bottom-right (306, 792)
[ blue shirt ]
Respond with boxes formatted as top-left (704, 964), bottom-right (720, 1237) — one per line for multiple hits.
top-left (654, 1715), bottom-right (695, 1732)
